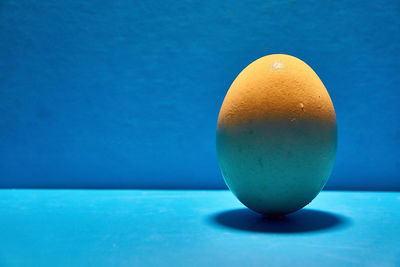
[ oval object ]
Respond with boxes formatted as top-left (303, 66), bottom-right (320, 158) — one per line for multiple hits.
top-left (216, 54), bottom-right (337, 215)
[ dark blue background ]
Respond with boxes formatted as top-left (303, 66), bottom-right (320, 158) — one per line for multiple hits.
top-left (0, 0), bottom-right (399, 190)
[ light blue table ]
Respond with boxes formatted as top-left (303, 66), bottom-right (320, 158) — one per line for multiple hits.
top-left (0, 190), bottom-right (398, 266)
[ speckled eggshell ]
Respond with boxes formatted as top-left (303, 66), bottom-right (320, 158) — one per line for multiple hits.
top-left (216, 54), bottom-right (337, 215)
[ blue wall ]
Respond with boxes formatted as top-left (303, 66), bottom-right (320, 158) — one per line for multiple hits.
top-left (0, 0), bottom-right (399, 190)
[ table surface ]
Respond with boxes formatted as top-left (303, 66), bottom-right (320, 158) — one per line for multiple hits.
top-left (0, 190), bottom-right (398, 267)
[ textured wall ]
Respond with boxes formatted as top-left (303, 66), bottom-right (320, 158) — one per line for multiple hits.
top-left (0, 0), bottom-right (399, 189)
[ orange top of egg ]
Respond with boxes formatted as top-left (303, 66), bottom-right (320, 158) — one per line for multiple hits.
top-left (218, 54), bottom-right (336, 130)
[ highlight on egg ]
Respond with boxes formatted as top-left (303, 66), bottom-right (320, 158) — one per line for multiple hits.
top-left (216, 54), bottom-right (337, 215)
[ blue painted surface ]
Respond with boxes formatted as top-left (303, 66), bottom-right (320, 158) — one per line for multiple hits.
top-left (0, 0), bottom-right (399, 189)
top-left (0, 189), bottom-right (398, 266)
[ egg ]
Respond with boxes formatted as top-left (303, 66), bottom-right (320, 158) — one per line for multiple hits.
top-left (216, 54), bottom-right (337, 215)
